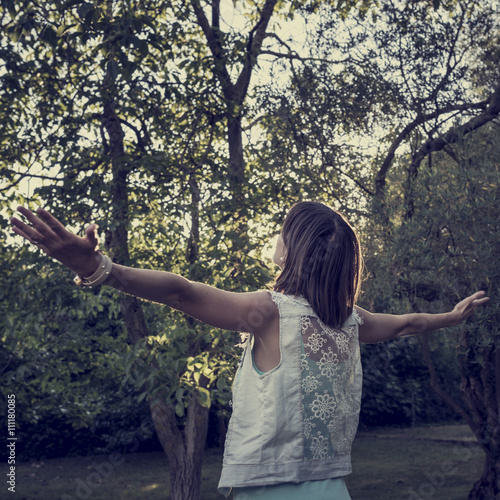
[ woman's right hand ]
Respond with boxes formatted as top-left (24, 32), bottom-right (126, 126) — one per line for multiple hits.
top-left (10, 206), bottom-right (102, 278)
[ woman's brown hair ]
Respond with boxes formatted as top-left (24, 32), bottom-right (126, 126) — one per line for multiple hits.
top-left (273, 201), bottom-right (363, 328)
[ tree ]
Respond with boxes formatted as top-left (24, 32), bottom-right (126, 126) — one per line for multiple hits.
top-left (1, 0), bottom-right (276, 497)
top-left (254, 0), bottom-right (499, 214)
top-left (251, 1), bottom-right (500, 497)
top-left (363, 122), bottom-right (499, 499)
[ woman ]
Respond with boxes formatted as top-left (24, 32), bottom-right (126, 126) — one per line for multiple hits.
top-left (10, 201), bottom-right (488, 499)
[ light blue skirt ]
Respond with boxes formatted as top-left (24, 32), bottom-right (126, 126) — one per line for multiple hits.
top-left (233, 478), bottom-right (351, 500)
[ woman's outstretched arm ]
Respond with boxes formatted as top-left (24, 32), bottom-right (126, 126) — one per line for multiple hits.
top-left (10, 206), bottom-right (276, 334)
top-left (356, 291), bottom-right (489, 343)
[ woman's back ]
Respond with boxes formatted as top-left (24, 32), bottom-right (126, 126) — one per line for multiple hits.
top-left (217, 292), bottom-right (363, 497)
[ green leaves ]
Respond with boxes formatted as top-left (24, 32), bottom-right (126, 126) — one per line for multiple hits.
top-left (0, 250), bottom-right (128, 430)
top-left (361, 121), bottom-right (500, 431)
top-left (77, 1), bottom-right (94, 20)
top-left (197, 387), bottom-right (211, 408)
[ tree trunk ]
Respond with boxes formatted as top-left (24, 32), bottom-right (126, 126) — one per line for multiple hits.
top-left (101, 2), bottom-right (280, 497)
top-left (227, 112), bottom-right (245, 186)
top-left (103, 98), bottom-right (210, 499)
top-left (459, 341), bottom-right (500, 500)
top-left (421, 327), bottom-right (500, 500)
top-left (100, 5), bottom-right (210, 498)
top-left (468, 449), bottom-right (500, 500)
top-left (217, 401), bottom-right (228, 448)
top-left (424, 349), bottom-right (500, 500)
top-left (151, 395), bottom-right (210, 500)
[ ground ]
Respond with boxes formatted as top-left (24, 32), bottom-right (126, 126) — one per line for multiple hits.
top-left (12, 424), bottom-right (482, 499)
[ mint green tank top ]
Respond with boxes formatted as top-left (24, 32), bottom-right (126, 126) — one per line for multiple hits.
top-left (233, 477), bottom-right (352, 499)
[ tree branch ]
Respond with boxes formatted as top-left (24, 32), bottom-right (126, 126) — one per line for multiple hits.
top-left (190, 0), bottom-right (234, 97)
top-left (261, 33), bottom-right (349, 65)
top-left (260, 49), bottom-right (348, 64)
top-left (409, 78), bottom-right (500, 172)
top-left (0, 173), bottom-right (62, 193)
top-left (374, 99), bottom-right (491, 197)
top-left (233, 0), bottom-right (279, 104)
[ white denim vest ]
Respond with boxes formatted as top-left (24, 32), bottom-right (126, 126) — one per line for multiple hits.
top-left (218, 292), bottom-right (363, 497)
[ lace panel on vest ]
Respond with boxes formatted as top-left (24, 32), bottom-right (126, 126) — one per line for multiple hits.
top-left (300, 315), bottom-right (361, 461)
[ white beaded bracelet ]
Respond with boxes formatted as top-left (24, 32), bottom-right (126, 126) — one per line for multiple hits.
top-left (74, 253), bottom-right (113, 288)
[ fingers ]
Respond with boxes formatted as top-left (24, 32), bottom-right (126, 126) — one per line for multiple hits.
top-left (468, 291), bottom-right (489, 307)
top-left (10, 212), bottom-right (48, 246)
top-left (14, 206), bottom-right (57, 240)
top-left (461, 292), bottom-right (490, 319)
top-left (11, 222), bottom-right (36, 242)
top-left (11, 206), bottom-right (100, 258)
top-left (472, 297), bottom-right (490, 307)
top-left (452, 291), bottom-right (489, 324)
top-left (36, 207), bottom-right (69, 237)
top-left (11, 206), bottom-right (69, 252)
top-left (85, 224), bottom-right (100, 251)
top-left (461, 291), bottom-right (488, 307)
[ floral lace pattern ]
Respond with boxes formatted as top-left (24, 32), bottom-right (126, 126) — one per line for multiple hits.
top-left (300, 314), bottom-right (362, 461)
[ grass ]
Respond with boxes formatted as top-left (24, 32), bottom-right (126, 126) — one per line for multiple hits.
top-left (346, 425), bottom-right (482, 500)
top-left (13, 425), bottom-right (483, 500)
